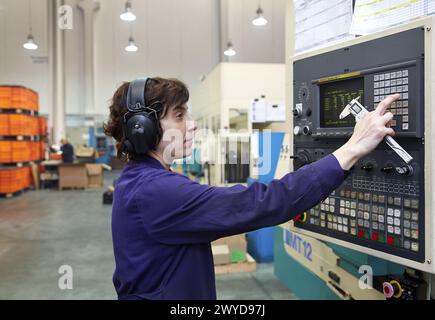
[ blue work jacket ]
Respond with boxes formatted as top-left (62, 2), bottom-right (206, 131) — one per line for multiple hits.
top-left (112, 154), bottom-right (344, 300)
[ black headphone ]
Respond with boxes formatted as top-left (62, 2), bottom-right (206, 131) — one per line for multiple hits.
top-left (122, 78), bottom-right (163, 155)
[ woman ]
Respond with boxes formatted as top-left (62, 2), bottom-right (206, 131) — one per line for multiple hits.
top-left (104, 77), bottom-right (398, 300)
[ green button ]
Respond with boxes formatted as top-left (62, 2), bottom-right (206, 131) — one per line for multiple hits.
top-left (378, 233), bottom-right (385, 243)
top-left (364, 230), bottom-right (370, 239)
top-left (394, 237), bottom-right (401, 247)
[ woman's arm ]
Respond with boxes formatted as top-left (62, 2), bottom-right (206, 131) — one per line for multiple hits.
top-left (139, 154), bottom-right (343, 245)
top-left (140, 94), bottom-right (399, 245)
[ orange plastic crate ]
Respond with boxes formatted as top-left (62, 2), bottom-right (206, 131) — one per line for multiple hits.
top-left (0, 167), bottom-right (31, 194)
top-left (50, 153), bottom-right (62, 161)
top-left (0, 98), bottom-right (11, 109)
top-left (0, 87), bottom-right (12, 98)
top-left (30, 117), bottom-right (39, 136)
top-left (10, 88), bottom-right (27, 102)
top-left (12, 141), bottom-right (32, 162)
top-left (9, 114), bottom-right (31, 136)
top-left (0, 141), bottom-right (34, 163)
top-left (0, 114), bottom-right (41, 136)
top-left (0, 86), bottom-right (39, 111)
top-left (0, 114), bottom-right (9, 135)
top-left (0, 141), bottom-right (12, 163)
top-left (11, 100), bottom-right (29, 110)
top-left (0, 169), bottom-right (23, 193)
top-left (21, 166), bottom-right (32, 189)
top-left (32, 141), bottom-right (40, 161)
top-left (31, 91), bottom-right (39, 112)
top-left (39, 117), bottom-right (48, 136)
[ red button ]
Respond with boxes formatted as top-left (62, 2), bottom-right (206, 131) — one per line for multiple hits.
top-left (372, 232), bottom-right (379, 241)
top-left (358, 230), bottom-right (365, 238)
top-left (387, 236), bottom-right (395, 245)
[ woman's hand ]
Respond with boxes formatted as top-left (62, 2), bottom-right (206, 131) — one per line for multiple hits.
top-left (333, 94), bottom-right (400, 171)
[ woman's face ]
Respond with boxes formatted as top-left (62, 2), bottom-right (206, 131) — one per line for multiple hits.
top-left (157, 103), bottom-right (196, 163)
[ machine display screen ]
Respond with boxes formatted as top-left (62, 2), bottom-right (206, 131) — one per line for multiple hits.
top-left (319, 77), bottom-right (364, 128)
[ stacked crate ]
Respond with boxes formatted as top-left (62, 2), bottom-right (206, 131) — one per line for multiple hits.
top-left (0, 86), bottom-right (47, 196)
top-left (0, 167), bottom-right (33, 195)
top-left (0, 86), bottom-right (38, 111)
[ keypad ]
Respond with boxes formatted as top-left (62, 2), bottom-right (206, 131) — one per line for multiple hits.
top-left (304, 189), bottom-right (421, 254)
top-left (373, 69), bottom-right (409, 131)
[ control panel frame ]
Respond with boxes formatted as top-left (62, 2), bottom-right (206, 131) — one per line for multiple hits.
top-left (289, 17), bottom-right (435, 274)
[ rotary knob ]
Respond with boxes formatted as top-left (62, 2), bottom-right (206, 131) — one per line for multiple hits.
top-left (293, 108), bottom-right (302, 117)
top-left (294, 126), bottom-right (303, 136)
top-left (361, 162), bottom-right (374, 171)
top-left (302, 126), bottom-right (311, 136)
top-left (395, 165), bottom-right (414, 177)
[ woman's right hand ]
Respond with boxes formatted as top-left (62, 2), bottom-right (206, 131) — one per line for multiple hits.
top-left (333, 94), bottom-right (400, 170)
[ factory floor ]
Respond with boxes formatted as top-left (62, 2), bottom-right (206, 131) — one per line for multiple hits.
top-left (0, 170), bottom-right (297, 300)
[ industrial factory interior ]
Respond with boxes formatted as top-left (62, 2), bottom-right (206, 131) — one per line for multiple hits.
top-left (0, 0), bottom-right (435, 306)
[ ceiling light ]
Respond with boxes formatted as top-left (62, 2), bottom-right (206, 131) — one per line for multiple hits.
top-left (252, 7), bottom-right (268, 26)
top-left (23, 34), bottom-right (38, 50)
top-left (224, 42), bottom-right (236, 57)
top-left (120, 1), bottom-right (136, 22)
top-left (125, 37), bottom-right (138, 52)
top-left (24, 0), bottom-right (38, 51)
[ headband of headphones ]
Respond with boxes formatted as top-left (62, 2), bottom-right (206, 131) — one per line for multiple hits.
top-left (126, 78), bottom-right (149, 112)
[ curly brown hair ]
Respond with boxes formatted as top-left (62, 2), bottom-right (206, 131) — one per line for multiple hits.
top-left (103, 77), bottom-right (189, 162)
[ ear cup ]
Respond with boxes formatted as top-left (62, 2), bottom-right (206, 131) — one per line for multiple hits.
top-left (126, 114), bottom-right (159, 154)
top-left (123, 139), bottom-right (134, 153)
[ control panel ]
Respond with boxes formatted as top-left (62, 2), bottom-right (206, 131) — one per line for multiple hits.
top-left (290, 18), bottom-right (435, 273)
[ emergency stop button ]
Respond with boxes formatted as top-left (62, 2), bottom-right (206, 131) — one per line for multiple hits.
top-left (383, 282), bottom-right (394, 298)
top-left (293, 212), bottom-right (307, 223)
top-left (383, 280), bottom-right (403, 299)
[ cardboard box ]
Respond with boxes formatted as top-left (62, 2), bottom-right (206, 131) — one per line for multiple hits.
top-left (58, 164), bottom-right (88, 190)
top-left (212, 234), bottom-right (247, 263)
top-left (86, 164), bottom-right (103, 188)
top-left (211, 244), bottom-right (230, 265)
top-left (30, 162), bottom-right (40, 190)
top-left (75, 147), bottom-right (97, 158)
top-left (214, 254), bottom-right (256, 275)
